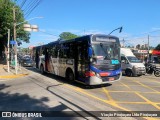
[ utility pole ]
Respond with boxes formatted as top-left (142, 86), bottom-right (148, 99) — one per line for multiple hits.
top-left (13, 7), bottom-right (18, 74)
top-left (148, 35), bottom-right (150, 60)
top-left (7, 29), bottom-right (10, 72)
top-left (122, 38), bottom-right (125, 47)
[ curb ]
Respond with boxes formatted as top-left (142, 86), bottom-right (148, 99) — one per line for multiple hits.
top-left (0, 73), bottom-right (29, 79)
top-left (0, 67), bottom-right (30, 79)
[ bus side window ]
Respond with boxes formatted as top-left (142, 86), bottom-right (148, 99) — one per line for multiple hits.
top-left (68, 44), bottom-right (74, 59)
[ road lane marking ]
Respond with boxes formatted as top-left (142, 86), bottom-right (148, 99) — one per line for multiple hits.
top-left (127, 77), bottom-right (160, 93)
top-left (119, 81), bottom-right (130, 89)
top-left (137, 76), bottom-right (160, 83)
top-left (107, 91), bottom-right (160, 94)
top-left (64, 84), bottom-right (158, 120)
top-left (102, 88), bottom-right (114, 101)
top-left (135, 92), bottom-right (160, 110)
top-left (115, 102), bottom-right (149, 104)
top-left (65, 84), bottom-right (130, 111)
top-left (120, 79), bottom-right (160, 110)
top-left (133, 81), bottom-right (159, 92)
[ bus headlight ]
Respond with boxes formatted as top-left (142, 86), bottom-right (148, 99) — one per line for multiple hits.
top-left (90, 58), bottom-right (93, 62)
top-left (96, 73), bottom-right (100, 77)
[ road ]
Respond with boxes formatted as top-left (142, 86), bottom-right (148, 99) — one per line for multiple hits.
top-left (0, 67), bottom-right (159, 120)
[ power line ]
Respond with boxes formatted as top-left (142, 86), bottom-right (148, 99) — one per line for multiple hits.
top-left (23, 0), bottom-right (39, 15)
top-left (24, 0), bottom-right (42, 18)
top-left (121, 29), bottom-right (160, 39)
top-left (20, 0), bottom-right (27, 9)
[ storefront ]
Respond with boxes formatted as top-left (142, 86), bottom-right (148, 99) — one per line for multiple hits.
top-left (132, 49), bottom-right (148, 62)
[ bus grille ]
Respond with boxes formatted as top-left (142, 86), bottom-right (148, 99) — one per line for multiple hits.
top-left (94, 64), bottom-right (121, 71)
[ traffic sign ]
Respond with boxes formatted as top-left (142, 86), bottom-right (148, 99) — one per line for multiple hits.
top-left (10, 40), bottom-right (16, 45)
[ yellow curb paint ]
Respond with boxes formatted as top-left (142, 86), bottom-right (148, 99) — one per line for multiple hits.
top-left (0, 73), bottom-right (29, 79)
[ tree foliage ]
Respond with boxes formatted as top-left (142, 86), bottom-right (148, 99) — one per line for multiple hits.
top-left (155, 44), bottom-right (160, 50)
top-left (0, 0), bottom-right (30, 54)
top-left (59, 32), bottom-right (79, 40)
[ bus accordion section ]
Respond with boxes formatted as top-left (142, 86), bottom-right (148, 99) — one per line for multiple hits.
top-left (32, 34), bottom-right (122, 85)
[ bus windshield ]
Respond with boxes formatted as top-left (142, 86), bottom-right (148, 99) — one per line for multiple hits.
top-left (127, 56), bottom-right (141, 63)
top-left (92, 43), bottom-right (120, 60)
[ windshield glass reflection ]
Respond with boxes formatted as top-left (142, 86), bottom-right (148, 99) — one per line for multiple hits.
top-left (92, 43), bottom-right (120, 60)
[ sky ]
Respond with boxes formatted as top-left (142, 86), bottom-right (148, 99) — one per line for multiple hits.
top-left (18, 0), bottom-right (160, 48)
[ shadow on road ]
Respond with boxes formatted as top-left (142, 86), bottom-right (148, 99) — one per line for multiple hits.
top-left (25, 67), bottom-right (112, 89)
top-left (0, 84), bottom-right (90, 120)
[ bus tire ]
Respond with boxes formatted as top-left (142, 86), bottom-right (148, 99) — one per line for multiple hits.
top-left (66, 69), bottom-right (75, 83)
top-left (40, 64), bottom-right (45, 74)
top-left (126, 69), bottom-right (133, 77)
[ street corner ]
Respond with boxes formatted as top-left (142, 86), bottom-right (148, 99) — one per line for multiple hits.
top-left (0, 73), bottom-right (29, 79)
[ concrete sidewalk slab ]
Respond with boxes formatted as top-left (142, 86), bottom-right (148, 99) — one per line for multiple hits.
top-left (0, 64), bottom-right (29, 79)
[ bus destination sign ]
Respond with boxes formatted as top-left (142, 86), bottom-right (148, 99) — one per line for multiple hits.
top-left (95, 36), bottom-right (116, 42)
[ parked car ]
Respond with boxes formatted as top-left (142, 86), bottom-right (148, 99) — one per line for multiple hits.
top-left (121, 48), bottom-right (146, 76)
top-left (21, 58), bottom-right (33, 67)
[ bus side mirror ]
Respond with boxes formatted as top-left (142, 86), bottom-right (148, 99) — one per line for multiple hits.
top-left (88, 47), bottom-right (92, 58)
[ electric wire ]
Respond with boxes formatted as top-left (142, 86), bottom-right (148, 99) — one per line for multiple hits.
top-left (20, 0), bottom-right (27, 9)
top-left (23, 0), bottom-right (39, 14)
top-left (24, 0), bottom-right (42, 18)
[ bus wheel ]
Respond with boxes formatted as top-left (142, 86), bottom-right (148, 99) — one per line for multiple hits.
top-left (40, 65), bottom-right (45, 74)
top-left (66, 70), bottom-right (75, 83)
top-left (126, 69), bottom-right (133, 77)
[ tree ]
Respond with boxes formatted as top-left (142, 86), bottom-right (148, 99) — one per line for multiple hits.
top-left (0, 0), bottom-right (30, 57)
top-left (136, 44), bottom-right (141, 49)
top-left (59, 32), bottom-right (79, 40)
top-left (155, 44), bottom-right (160, 50)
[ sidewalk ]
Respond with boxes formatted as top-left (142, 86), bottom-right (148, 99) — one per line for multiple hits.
top-left (0, 64), bottom-right (29, 79)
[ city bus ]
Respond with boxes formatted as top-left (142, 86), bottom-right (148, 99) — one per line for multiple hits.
top-left (32, 34), bottom-right (122, 85)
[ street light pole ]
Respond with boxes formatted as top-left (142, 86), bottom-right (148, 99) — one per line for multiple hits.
top-left (108, 26), bottom-right (123, 35)
top-left (13, 5), bottom-right (42, 74)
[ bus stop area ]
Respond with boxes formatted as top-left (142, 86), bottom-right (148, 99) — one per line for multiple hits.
top-left (0, 64), bottom-right (29, 79)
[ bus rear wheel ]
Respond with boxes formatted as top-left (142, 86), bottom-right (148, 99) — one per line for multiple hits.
top-left (66, 70), bottom-right (75, 83)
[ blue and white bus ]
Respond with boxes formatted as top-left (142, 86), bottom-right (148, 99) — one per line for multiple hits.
top-left (33, 34), bottom-right (121, 85)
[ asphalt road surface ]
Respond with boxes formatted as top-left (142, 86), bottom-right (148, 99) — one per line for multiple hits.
top-left (0, 67), bottom-right (159, 120)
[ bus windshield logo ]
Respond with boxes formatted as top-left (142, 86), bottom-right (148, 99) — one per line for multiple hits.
top-left (111, 60), bottom-right (119, 64)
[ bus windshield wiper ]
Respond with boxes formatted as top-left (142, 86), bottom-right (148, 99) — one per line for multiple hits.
top-left (100, 43), bottom-right (111, 60)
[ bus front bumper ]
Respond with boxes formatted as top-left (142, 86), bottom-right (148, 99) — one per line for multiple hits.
top-left (86, 73), bottom-right (121, 85)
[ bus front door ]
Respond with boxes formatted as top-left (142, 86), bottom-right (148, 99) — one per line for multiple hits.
top-left (76, 42), bottom-right (88, 82)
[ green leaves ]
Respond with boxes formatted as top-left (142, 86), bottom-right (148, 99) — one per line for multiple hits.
top-left (0, 0), bottom-right (30, 47)
top-left (59, 32), bottom-right (79, 40)
top-left (155, 44), bottom-right (160, 50)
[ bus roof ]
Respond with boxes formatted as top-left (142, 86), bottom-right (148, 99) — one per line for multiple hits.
top-left (34, 34), bottom-right (119, 47)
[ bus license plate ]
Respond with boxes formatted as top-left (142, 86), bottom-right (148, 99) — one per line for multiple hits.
top-left (109, 77), bottom-right (114, 81)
